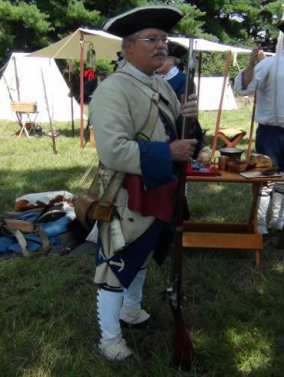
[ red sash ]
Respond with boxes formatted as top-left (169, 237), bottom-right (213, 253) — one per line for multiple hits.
top-left (125, 174), bottom-right (177, 223)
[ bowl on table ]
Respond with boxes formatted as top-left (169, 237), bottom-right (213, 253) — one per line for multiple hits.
top-left (227, 160), bottom-right (248, 173)
top-left (219, 147), bottom-right (244, 162)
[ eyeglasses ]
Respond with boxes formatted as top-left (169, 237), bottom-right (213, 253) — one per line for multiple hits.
top-left (132, 37), bottom-right (169, 46)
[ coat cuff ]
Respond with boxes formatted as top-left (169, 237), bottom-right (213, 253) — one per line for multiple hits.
top-left (138, 141), bottom-right (173, 189)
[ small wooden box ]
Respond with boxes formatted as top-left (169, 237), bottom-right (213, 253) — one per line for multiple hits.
top-left (11, 102), bottom-right (37, 113)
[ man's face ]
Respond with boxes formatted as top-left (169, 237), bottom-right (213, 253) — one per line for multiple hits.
top-left (124, 28), bottom-right (168, 75)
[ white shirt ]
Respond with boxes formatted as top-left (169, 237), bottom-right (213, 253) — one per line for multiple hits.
top-left (234, 54), bottom-right (284, 127)
top-left (163, 66), bottom-right (179, 81)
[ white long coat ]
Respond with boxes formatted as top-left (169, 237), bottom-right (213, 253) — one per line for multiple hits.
top-left (89, 61), bottom-right (180, 287)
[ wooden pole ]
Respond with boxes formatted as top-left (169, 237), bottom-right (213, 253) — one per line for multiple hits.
top-left (79, 31), bottom-right (85, 148)
top-left (2, 74), bottom-right (25, 131)
top-left (247, 91), bottom-right (257, 157)
top-left (211, 50), bottom-right (232, 158)
top-left (68, 60), bottom-right (75, 136)
top-left (197, 51), bottom-right (202, 111)
top-left (41, 68), bottom-right (57, 154)
top-left (12, 56), bottom-right (23, 127)
top-left (12, 56), bottom-right (21, 102)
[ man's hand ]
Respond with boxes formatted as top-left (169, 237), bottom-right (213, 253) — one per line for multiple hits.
top-left (248, 45), bottom-right (265, 68)
top-left (170, 139), bottom-right (198, 162)
top-left (180, 94), bottom-right (198, 119)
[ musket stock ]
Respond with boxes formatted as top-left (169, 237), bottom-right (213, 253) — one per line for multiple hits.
top-left (167, 38), bottom-right (197, 370)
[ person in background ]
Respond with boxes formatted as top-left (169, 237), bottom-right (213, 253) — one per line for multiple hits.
top-left (84, 68), bottom-right (98, 104)
top-left (89, 5), bottom-right (202, 362)
top-left (234, 26), bottom-right (284, 235)
top-left (156, 41), bottom-right (187, 101)
top-left (111, 51), bottom-right (124, 72)
top-left (98, 70), bottom-right (108, 84)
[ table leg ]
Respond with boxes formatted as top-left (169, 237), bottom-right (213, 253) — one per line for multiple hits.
top-left (183, 181), bottom-right (264, 265)
top-left (248, 182), bottom-right (263, 266)
top-left (247, 182), bottom-right (262, 233)
top-left (255, 250), bottom-right (260, 266)
top-left (18, 123), bottom-right (30, 138)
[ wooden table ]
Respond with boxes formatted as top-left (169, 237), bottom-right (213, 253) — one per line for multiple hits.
top-left (183, 170), bottom-right (283, 265)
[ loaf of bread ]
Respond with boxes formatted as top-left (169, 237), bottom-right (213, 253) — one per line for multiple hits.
top-left (197, 147), bottom-right (212, 165)
top-left (251, 154), bottom-right (273, 168)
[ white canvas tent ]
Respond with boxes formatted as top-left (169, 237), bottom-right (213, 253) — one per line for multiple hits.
top-left (29, 28), bottom-right (122, 147)
top-left (29, 28), bottom-right (122, 61)
top-left (0, 52), bottom-right (82, 123)
top-left (168, 36), bottom-right (253, 54)
top-left (29, 28), bottom-right (258, 146)
top-left (30, 29), bottom-right (252, 60)
top-left (195, 77), bottom-right (237, 111)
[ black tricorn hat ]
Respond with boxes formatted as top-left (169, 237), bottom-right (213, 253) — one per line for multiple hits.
top-left (102, 6), bottom-right (184, 38)
top-left (167, 41), bottom-right (187, 58)
top-left (276, 20), bottom-right (284, 33)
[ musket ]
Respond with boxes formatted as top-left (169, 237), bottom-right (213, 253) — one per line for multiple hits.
top-left (167, 38), bottom-right (196, 370)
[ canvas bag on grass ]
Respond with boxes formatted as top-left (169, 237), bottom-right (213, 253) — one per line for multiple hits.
top-left (3, 218), bottom-right (50, 257)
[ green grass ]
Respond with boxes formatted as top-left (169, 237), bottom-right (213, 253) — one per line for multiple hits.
top-left (1, 100), bottom-right (284, 377)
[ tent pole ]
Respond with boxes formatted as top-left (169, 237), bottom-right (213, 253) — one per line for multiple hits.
top-left (2, 74), bottom-right (24, 131)
top-left (68, 60), bottom-right (75, 136)
top-left (12, 56), bottom-right (23, 126)
top-left (13, 56), bottom-right (21, 102)
top-left (41, 68), bottom-right (58, 154)
top-left (211, 50), bottom-right (232, 158)
top-left (80, 31), bottom-right (85, 148)
top-left (197, 51), bottom-right (202, 111)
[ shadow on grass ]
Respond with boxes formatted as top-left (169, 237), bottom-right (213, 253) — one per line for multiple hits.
top-left (179, 246), bottom-right (284, 376)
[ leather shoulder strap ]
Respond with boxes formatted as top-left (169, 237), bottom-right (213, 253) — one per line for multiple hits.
top-left (88, 73), bottom-right (161, 205)
top-left (114, 72), bottom-right (159, 140)
top-left (115, 71), bottom-right (176, 134)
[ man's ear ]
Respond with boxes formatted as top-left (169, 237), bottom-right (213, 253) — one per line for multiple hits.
top-left (124, 39), bottom-right (134, 54)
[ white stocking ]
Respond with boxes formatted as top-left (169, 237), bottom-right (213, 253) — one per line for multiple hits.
top-left (123, 268), bottom-right (147, 308)
top-left (96, 288), bottom-right (123, 340)
top-left (269, 191), bottom-right (284, 230)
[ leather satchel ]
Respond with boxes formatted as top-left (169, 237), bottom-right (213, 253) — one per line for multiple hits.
top-left (74, 193), bottom-right (102, 231)
top-left (74, 170), bottom-right (125, 231)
